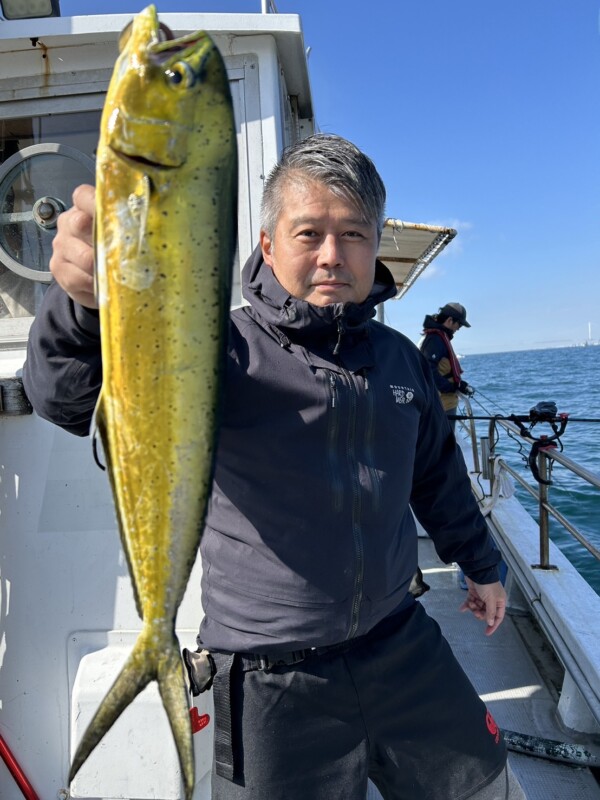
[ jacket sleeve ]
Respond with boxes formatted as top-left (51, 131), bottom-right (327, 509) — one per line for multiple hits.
top-left (410, 358), bottom-right (501, 584)
top-left (419, 334), bottom-right (456, 394)
top-left (22, 281), bottom-right (102, 437)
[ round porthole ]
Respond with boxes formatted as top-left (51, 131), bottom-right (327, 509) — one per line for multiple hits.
top-left (0, 143), bottom-right (95, 283)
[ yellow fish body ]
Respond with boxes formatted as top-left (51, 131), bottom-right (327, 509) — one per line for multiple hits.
top-left (69, 6), bottom-right (237, 797)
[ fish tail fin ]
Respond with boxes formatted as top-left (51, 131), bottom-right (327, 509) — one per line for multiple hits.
top-left (157, 638), bottom-right (195, 800)
top-left (69, 631), bottom-right (155, 784)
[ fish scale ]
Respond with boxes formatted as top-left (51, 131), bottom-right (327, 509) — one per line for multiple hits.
top-left (69, 5), bottom-right (237, 798)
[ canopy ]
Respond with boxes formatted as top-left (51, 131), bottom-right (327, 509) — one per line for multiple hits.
top-left (377, 219), bottom-right (457, 299)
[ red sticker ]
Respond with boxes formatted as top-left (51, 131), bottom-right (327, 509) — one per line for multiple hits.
top-left (190, 707), bottom-right (211, 734)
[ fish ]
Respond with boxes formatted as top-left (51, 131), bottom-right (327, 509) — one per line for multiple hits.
top-left (68, 5), bottom-right (237, 798)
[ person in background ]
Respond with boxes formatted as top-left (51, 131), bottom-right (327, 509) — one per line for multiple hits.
top-left (420, 301), bottom-right (474, 429)
top-left (23, 134), bottom-right (525, 800)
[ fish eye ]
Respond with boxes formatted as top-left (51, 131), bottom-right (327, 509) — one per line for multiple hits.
top-left (165, 61), bottom-right (195, 89)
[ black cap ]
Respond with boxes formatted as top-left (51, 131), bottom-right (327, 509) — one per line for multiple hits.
top-left (439, 302), bottom-right (470, 327)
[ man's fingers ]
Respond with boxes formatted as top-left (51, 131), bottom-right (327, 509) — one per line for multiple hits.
top-left (48, 184), bottom-right (98, 309)
top-left (485, 601), bottom-right (505, 636)
top-left (460, 579), bottom-right (507, 636)
top-left (72, 183), bottom-right (96, 219)
top-left (62, 187), bottom-right (95, 248)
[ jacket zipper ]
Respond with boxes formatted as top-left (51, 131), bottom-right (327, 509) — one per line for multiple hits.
top-left (327, 372), bottom-right (343, 512)
top-left (327, 367), bottom-right (364, 636)
top-left (345, 369), bottom-right (364, 640)
top-left (328, 314), bottom-right (370, 638)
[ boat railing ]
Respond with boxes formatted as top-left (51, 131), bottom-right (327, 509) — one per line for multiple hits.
top-left (456, 394), bottom-right (600, 734)
top-left (458, 395), bottom-right (600, 570)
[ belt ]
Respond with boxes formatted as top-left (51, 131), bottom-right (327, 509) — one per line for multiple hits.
top-left (233, 605), bottom-right (418, 673)
top-left (240, 647), bottom-right (317, 671)
top-left (238, 639), bottom-right (357, 672)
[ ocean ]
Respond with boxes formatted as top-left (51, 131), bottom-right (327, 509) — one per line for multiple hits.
top-left (458, 345), bottom-right (600, 595)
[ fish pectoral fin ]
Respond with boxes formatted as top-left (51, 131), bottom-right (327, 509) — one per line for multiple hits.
top-left (126, 173), bottom-right (152, 254)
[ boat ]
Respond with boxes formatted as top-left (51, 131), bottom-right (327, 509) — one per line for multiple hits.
top-left (0, 4), bottom-right (598, 799)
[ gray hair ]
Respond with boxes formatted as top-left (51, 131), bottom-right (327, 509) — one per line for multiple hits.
top-left (260, 133), bottom-right (386, 238)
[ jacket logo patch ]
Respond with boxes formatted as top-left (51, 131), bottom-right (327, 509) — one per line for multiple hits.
top-left (390, 385), bottom-right (414, 404)
top-left (485, 710), bottom-right (501, 744)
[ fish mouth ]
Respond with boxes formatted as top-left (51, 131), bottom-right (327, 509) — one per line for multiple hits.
top-left (110, 147), bottom-right (177, 170)
top-left (119, 11), bottom-right (207, 68)
top-left (149, 27), bottom-right (208, 67)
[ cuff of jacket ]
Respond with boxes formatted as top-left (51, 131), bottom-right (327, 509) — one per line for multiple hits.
top-left (462, 565), bottom-right (501, 585)
top-left (73, 301), bottom-right (100, 337)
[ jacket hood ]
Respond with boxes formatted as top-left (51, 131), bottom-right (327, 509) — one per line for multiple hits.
top-left (241, 244), bottom-right (397, 338)
top-left (422, 314), bottom-right (454, 339)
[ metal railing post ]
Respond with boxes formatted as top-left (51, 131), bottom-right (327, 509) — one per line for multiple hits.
top-left (538, 455), bottom-right (550, 567)
top-left (480, 436), bottom-right (491, 480)
top-left (462, 396), bottom-right (481, 473)
top-left (534, 452), bottom-right (557, 570)
top-left (487, 419), bottom-right (496, 495)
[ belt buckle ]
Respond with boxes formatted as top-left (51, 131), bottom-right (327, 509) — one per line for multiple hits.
top-left (255, 649), bottom-right (311, 670)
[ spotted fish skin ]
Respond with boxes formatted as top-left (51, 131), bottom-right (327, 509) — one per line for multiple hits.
top-left (69, 6), bottom-right (237, 798)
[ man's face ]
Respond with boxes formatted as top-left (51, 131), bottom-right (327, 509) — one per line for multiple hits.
top-left (260, 179), bottom-right (379, 307)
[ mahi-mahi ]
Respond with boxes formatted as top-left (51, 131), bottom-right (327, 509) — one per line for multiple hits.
top-left (69, 6), bottom-right (237, 797)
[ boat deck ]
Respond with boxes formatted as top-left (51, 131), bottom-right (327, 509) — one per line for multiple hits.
top-left (367, 536), bottom-right (600, 799)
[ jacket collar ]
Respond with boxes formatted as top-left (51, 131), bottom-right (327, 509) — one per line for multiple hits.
top-left (422, 314), bottom-right (455, 340)
top-left (241, 244), bottom-right (397, 338)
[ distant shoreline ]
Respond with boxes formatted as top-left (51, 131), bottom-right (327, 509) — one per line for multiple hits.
top-left (459, 343), bottom-right (600, 357)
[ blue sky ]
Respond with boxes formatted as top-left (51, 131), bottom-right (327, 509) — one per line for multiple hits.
top-left (58, 0), bottom-right (600, 354)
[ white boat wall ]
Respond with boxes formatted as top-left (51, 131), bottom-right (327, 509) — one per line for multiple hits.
top-left (0, 6), bottom-right (599, 800)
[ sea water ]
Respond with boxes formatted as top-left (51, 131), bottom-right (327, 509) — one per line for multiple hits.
top-left (458, 345), bottom-right (600, 595)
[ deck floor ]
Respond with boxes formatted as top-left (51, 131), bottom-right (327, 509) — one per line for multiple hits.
top-left (367, 536), bottom-right (600, 798)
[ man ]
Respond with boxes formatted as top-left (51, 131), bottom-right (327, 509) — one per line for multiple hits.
top-left (420, 302), bottom-right (475, 428)
top-left (23, 134), bottom-right (524, 800)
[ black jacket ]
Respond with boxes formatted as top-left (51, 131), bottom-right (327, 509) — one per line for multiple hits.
top-left (419, 313), bottom-right (460, 395)
top-left (23, 249), bottom-right (500, 653)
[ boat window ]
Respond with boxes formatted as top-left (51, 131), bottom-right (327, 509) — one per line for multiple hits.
top-left (0, 111), bottom-right (99, 319)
